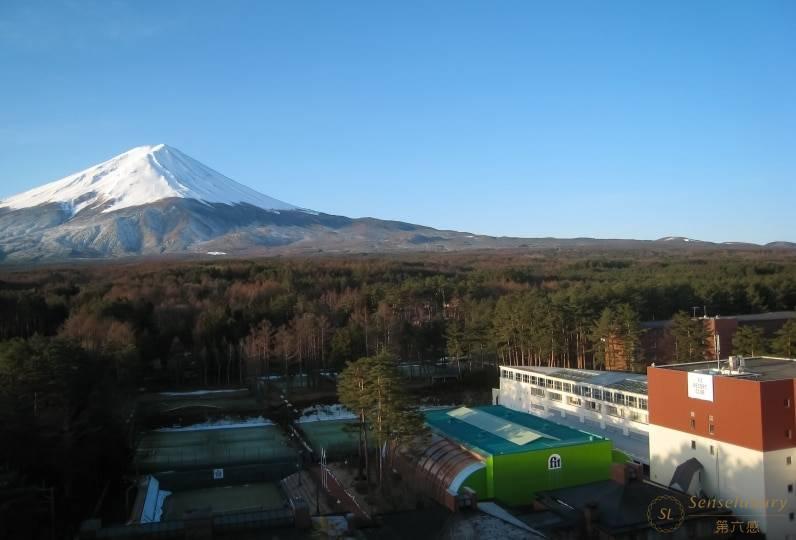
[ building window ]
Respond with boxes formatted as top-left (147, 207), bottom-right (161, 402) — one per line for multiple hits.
top-left (531, 376), bottom-right (537, 385)
top-left (548, 392), bottom-right (562, 402)
top-left (709, 424), bottom-right (715, 434)
top-left (554, 380), bottom-right (562, 391)
top-left (501, 369), bottom-right (508, 378)
top-left (605, 405), bottom-right (620, 418)
top-left (614, 393), bottom-right (624, 405)
top-left (690, 419), bottom-right (696, 429)
top-left (639, 398), bottom-right (647, 410)
top-left (627, 396), bottom-right (637, 408)
top-left (787, 456), bottom-right (792, 465)
top-left (563, 383), bottom-right (572, 393)
top-left (790, 512), bottom-right (794, 521)
top-left (603, 392), bottom-right (613, 403)
top-left (788, 484), bottom-right (793, 494)
top-left (710, 445), bottom-right (715, 455)
top-left (531, 387), bottom-right (545, 397)
top-left (787, 429), bottom-right (793, 439)
top-left (592, 389), bottom-right (602, 401)
top-left (524, 374), bottom-right (531, 383)
top-left (786, 398), bottom-right (792, 408)
top-left (708, 415), bottom-right (714, 422)
top-left (537, 378), bottom-right (546, 387)
top-left (546, 379), bottom-right (554, 388)
top-left (691, 440), bottom-right (696, 450)
top-left (690, 411), bottom-right (695, 418)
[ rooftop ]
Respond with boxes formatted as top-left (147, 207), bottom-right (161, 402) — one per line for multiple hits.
top-left (656, 356), bottom-right (796, 382)
top-left (642, 310), bottom-right (796, 329)
top-left (504, 365), bottom-right (648, 395)
top-left (424, 405), bottom-right (605, 457)
top-left (535, 479), bottom-right (731, 534)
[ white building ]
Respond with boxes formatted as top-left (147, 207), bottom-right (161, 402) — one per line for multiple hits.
top-left (495, 365), bottom-right (649, 464)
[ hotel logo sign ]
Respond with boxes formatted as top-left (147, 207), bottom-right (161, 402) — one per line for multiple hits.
top-left (687, 372), bottom-right (714, 402)
top-left (548, 454), bottom-right (562, 470)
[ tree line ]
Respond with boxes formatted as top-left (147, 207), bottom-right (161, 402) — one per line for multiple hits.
top-left (1, 251), bottom-right (795, 533)
top-left (1, 253), bottom-right (795, 388)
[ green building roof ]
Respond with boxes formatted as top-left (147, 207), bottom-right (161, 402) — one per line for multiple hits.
top-left (424, 405), bottom-right (605, 457)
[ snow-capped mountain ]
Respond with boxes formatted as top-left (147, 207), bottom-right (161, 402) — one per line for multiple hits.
top-left (0, 144), bottom-right (504, 261)
top-left (0, 145), bottom-right (793, 262)
top-left (1, 144), bottom-right (298, 216)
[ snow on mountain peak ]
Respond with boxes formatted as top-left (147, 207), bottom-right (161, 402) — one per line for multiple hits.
top-left (1, 144), bottom-right (299, 215)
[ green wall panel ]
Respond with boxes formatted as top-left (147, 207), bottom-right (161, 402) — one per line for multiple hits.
top-left (489, 440), bottom-right (613, 506)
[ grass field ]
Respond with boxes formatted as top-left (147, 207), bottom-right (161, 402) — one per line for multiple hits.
top-left (298, 420), bottom-right (359, 460)
top-left (134, 425), bottom-right (297, 472)
top-left (162, 482), bottom-right (285, 519)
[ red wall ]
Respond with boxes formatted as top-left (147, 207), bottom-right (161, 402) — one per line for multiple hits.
top-left (648, 367), bottom-right (796, 452)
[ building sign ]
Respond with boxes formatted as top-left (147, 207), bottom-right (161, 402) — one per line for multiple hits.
top-left (548, 454), bottom-right (562, 470)
top-left (687, 372), bottom-right (714, 402)
top-left (213, 468), bottom-right (224, 480)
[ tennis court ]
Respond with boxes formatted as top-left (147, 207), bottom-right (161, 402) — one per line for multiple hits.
top-left (298, 420), bottom-right (359, 460)
top-left (134, 424), bottom-right (298, 473)
top-left (161, 482), bottom-right (285, 520)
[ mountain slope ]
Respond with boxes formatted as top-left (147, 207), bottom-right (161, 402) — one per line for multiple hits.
top-left (1, 144), bottom-right (298, 216)
top-left (0, 145), bottom-right (793, 262)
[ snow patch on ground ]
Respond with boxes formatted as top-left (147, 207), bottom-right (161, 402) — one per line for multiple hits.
top-left (156, 416), bottom-right (273, 432)
top-left (297, 404), bottom-right (357, 423)
top-left (207, 251), bottom-right (227, 256)
top-left (159, 388), bottom-right (246, 397)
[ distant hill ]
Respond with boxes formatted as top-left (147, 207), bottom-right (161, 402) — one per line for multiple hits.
top-left (1, 144), bottom-right (793, 262)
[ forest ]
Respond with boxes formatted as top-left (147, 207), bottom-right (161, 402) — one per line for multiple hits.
top-left (1, 249), bottom-right (796, 535)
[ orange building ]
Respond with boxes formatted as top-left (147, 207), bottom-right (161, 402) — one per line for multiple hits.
top-left (647, 356), bottom-right (796, 538)
top-left (641, 311), bottom-right (796, 366)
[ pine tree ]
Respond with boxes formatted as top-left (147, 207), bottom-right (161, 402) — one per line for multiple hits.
top-left (772, 320), bottom-right (796, 357)
top-left (732, 326), bottom-right (767, 356)
top-left (669, 311), bottom-right (708, 362)
top-left (337, 353), bottom-right (425, 488)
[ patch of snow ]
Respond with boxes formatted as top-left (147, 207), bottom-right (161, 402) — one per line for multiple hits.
top-left (1, 144), bottom-right (304, 215)
top-left (297, 404), bottom-right (357, 423)
top-left (159, 388), bottom-right (246, 396)
top-left (661, 236), bottom-right (696, 243)
top-left (156, 416), bottom-right (273, 432)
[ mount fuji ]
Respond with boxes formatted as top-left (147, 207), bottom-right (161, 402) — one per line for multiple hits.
top-left (0, 144), bottom-right (514, 261)
top-left (1, 144), bottom-right (299, 216)
top-left (0, 144), bottom-right (791, 262)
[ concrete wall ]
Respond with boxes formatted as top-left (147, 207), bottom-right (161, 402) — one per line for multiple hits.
top-left (762, 446), bottom-right (796, 540)
top-left (649, 423), bottom-right (795, 538)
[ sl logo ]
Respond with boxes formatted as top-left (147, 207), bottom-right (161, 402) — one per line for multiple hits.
top-left (646, 495), bottom-right (685, 533)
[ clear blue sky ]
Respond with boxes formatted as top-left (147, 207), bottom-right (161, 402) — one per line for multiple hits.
top-left (1, 1), bottom-right (794, 243)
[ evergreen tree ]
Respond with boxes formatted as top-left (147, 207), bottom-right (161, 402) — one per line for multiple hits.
top-left (732, 326), bottom-right (767, 356)
top-left (669, 311), bottom-right (708, 362)
top-left (772, 319), bottom-right (796, 357)
top-left (337, 353), bottom-right (425, 487)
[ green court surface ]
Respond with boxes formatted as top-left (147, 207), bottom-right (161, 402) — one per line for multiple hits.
top-left (298, 420), bottom-right (359, 459)
top-left (134, 425), bottom-right (297, 472)
top-left (162, 482), bottom-right (285, 519)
